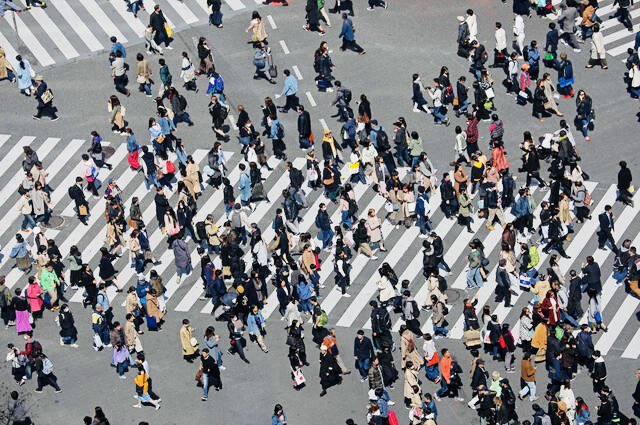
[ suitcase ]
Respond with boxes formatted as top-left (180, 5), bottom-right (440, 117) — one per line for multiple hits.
top-left (388, 410), bottom-right (399, 425)
top-left (464, 329), bottom-right (482, 349)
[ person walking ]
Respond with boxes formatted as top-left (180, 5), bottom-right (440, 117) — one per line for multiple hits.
top-left (180, 318), bottom-right (199, 363)
top-left (353, 329), bottom-right (375, 382)
top-left (617, 161), bottom-right (634, 207)
top-left (31, 76), bottom-right (59, 121)
top-left (198, 348), bottom-right (222, 401)
top-left (339, 14), bottom-right (365, 54)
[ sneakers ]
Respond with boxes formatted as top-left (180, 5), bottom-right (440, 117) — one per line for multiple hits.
top-left (342, 293), bottom-right (351, 297)
top-left (34, 389), bottom-right (43, 393)
top-left (369, 256), bottom-right (378, 261)
top-left (119, 375), bottom-right (127, 380)
top-left (201, 396), bottom-right (208, 401)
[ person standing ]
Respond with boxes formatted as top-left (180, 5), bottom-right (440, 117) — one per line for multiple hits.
top-left (339, 13), bottom-right (365, 55)
top-left (180, 319), bottom-right (199, 362)
top-left (31, 76), bottom-right (59, 121)
top-left (617, 161), bottom-right (634, 207)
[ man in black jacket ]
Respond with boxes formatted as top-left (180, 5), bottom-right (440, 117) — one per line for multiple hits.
top-left (592, 350), bottom-right (607, 393)
top-left (598, 205), bottom-right (617, 253)
top-left (370, 301), bottom-right (393, 350)
top-left (150, 5), bottom-right (172, 48)
top-left (200, 348), bottom-right (221, 401)
top-left (68, 177), bottom-right (89, 225)
top-left (495, 259), bottom-right (512, 307)
top-left (617, 160), bottom-right (634, 207)
top-left (297, 105), bottom-right (312, 149)
top-left (32, 76), bottom-right (58, 121)
top-left (353, 330), bottom-right (374, 382)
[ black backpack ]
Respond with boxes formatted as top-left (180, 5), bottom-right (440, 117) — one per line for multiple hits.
top-left (411, 301), bottom-right (421, 319)
top-left (178, 94), bottom-right (188, 110)
top-left (348, 198), bottom-right (358, 215)
top-left (196, 221), bottom-right (207, 240)
top-left (376, 129), bottom-right (389, 149)
top-left (342, 88), bottom-right (352, 104)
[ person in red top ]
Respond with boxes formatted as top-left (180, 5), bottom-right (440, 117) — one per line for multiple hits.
top-left (540, 290), bottom-right (560, 326)
top-left (435, 348), bottom-right (452, 401)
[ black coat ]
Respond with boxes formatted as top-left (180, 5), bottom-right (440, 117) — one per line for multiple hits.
top-left (58, 311), bottom-right (77, 338)
top-left (581, 262), bottom-right (602, 293)
top-left (154, 193), bottom-right (170, 224)
top-left (297, 111), bottom-right (311, 137)
top-left (68, 184), bottom-right (87, 207)
top-left (319, 353), bottom-right (341, 387)
top-left (150, 11), bottom-right (167, 32)
top-left (471, 366), bottom-right (488, 389)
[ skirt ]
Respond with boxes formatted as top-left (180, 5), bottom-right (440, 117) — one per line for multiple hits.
top-left (15, 310), bottom-right (32, 334)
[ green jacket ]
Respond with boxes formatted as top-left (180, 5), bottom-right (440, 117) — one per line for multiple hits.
top-left (40, 269), bottom-right (60, 292)
top-left (408, 136), bottom-right (423, 157)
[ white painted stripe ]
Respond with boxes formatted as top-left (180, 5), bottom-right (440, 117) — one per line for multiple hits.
top-left (50, 141), bottom-right (85, 207)
top-left (194, 0), bottom-right (211, 13)
top-left (621, 326), bottom-right (640, 358)
top-left (0, 30), bottom-right (20, 69)
top-left (267, 14), bottom-right (277, 29)
top-left (292, 65), bottom-right (303, 80)
top-left (108, 0), bottom-right (147, 36)
top-left (279, 40), bottom-right (290, 54)
top-left (606, 38), bottom-right (636, 57)
top-left (305, 91), bottom-right (317, 107)
top-left (48, 0), bottom-right (103, 52)
top-left (165, 0), bottom-right (199, 24)
top-left (602, 8), bottom-right (640, 32)
top-left (4, 14), bottom-right (55, 66)
top-left (319, 118), bottom-right (329, 131)
top-left (81, 0), bottom-right (128, 42)
top-left (602, 24), bottom-right (639, 45)
top-left (0, 137), bottom-right (57, 237)
top-left (254, 0), bottom-right (262, 4)
top-left (228, 114), bottom-right (236, 130)
top-left (17, 1), bottom-right (79, 59)
top-left (0, 136), bottom-right (35, 181)
top-left (223, 0), bottom-right (245, 11)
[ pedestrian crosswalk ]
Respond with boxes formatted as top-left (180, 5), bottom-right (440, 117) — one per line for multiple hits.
top-left (0, 0), bottom-right (251, 69)
top-left (0, 133), bottom-right (639, 360)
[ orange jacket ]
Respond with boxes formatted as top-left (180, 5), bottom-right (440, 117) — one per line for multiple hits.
top-left (440, 355), bottom-right (452, 383)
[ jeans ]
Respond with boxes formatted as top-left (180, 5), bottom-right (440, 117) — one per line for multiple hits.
top-left (139, 82), bottom-right (152, 96)
top-left (416, 215), bottom-right (433, 235)
top-left (430, 106), bottom-right (447, 123)
top-left (458, 99), bottom-right (469, 114)
top-left (356, 357), bottom-right (371, 378)
top-left (578, 116), bottom-right (591, 137)
top-left (117, 361), bottom-right (128, 376)
top-left (433, 325), bottom-right (448, 336)
top-left (299, 299), bottom-right (312, 313)
top-left (21, 214), bottom-right (36, 230)
top-left (202, 373), bottom-right (210, 398)
top-left (144, 172), bottom-right (159, 190)
top-left (561, 310), bottom-right (580, 327)
top-left (341, 210), bottom-right (352, 228)
top-left (174, 111), bottom-right (193, 125)
top-left (132, 255), bottom-right (145, 273)
top-left (61, 336), bottom-right (77, 345)
top-left (114, 74), bottom-right (128, 95)
top-left (319, 229), bottom-right (334, 249)
top-left (395, 147), bottom-right (410, 167)
top-left (467, 267), bottom-right (483, 288)
top-left (436, 379), bottom-right (449, 397)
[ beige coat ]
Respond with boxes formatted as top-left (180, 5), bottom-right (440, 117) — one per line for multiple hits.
top-left (124, 320), bottom-right (137, 346)
top-left (106, 222), bottom-right (123, 247)
top-left (180, 324), bottom-right (197, 355)
top-left (247, 18), bottom-right (268, 42)
top-left (401, 330), bottom-right (424, 370)
top-left (0, 47), bottom-right (14, 80)
top-left (125, 292), bottom-right (142, 315)
top-left (146, 293), bottom-right (164, 322)
top-left (365, 216), bottom-right (383, 243)
top-left (542, 79), bottom-right (559, 113)
top-left (136, 59), bottom-right (151, 83)
top-left (109, 104), bottom-right (125, 129)
top-left (403, 365), bottom-right (420, 400)
top-left (185, 162), bottom-right (201, 195)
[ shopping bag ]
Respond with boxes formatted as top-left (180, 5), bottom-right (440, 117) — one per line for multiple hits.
top-left (78, 205), bottom-right (88, 216)
top-left (519, 274), bottom-right (532, 290)
top-left (165, 23), bottom-right (173, 39)
top-left (293, 369), bottom-right (306, 386)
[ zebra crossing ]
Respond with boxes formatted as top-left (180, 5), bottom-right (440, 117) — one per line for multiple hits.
top-left (550, 0), bottom-right (640, 57)
top-left (0, 0), bottom-right (257, 69)
top-left (0, 133), bottom-right (638, 359)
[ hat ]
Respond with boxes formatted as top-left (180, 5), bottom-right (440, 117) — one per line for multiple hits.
top-left (236, 285), bottom-right (244, 294)
top-left (34, 75), bottom-right (44, 82)
top-left (457, 15), bottom-right (465, 22)
top-left (370, 119), bottom-right (378, 125)
top-left (320, 345), bottom-right (328, 351)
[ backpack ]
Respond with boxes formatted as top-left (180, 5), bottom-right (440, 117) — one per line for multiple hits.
top-left (196, 221), bottom-right (207, 240)
top-left (348, 198), bottom-right (358, 216)
top-left (317, 310), bottom-right (329, 327)
top-left (214, 75), bottom-right (224, 92)
top-left (178, 94), bottom-right (188, 110)
top-left (342, 88), bottom-right (352, 104)
top-left (411, 300), bottom-right (421, 319)
top-left (31, 340), bottom-right (43, 357)
top-left (376, 129), bottom-right (389, 149)
top-left (166, 160), bottom-right (176, 174)
top-left (42, 357), bottom-right (54, 374)
top-left (441, 302), bottom-right (449, 316)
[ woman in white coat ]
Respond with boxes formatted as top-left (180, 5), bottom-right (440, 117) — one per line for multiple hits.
top-left (376, 270), bottom-right (396, 306)
top-left (586, 23), bottom-right (607, 69)
top-left (15, 55), bottom-right (33, 96)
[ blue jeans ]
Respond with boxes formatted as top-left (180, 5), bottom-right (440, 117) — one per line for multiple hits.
top-left (467, 267), bottom-right (483, 288)
top-left (458, 99), bottom-right (469, 114)
top-left (395, 147), bottom-right (410, 167)
top-left (202, 373), bottom-right (210, 398)
top-left (356, 357), bottom-right (371, 378)
top-left (319, 229), bottom-right (334, 249)
top-left (578, 116), bottom-right (591, 137)
top-left (436, 379), bottom-right (449, 397)
top-left (416, 216), bottom-right (432, 235)
top-left (21, 214), bottom-right (36, 230)
top-left (174, 111), bottom-right (193, 125)
top-left (341, 210), bottom-right (352, 228)
top-left (561, 310), bottom-right (580, 327)
top-left (139, 83), bottom-right (152, 96)
top-left (433, 325), bottom-right (448, 336)
top-left (425, 363), bottom-right (440, 381)
top-left (630, 86), bottom-right (640, 98)
top-left (144, 171), bottom-right (158, 190)
top-left (117, 361), bottom-right (128, 376)
top-left (61, 336), bottom-right (77, 345)
top-left (430, 106), bottom-right (447, 123)
top-left (132, 256), bottom-right (145, 273)
top-left (299, 299), bottom-right (312, 313)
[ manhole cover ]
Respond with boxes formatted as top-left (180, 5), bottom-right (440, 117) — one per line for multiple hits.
top-left (103, 146), bottom-right (116, 159)
top-left (444, 288), bottom-right (464, 304)
top-left (41, 215), bottom-right (64, 230)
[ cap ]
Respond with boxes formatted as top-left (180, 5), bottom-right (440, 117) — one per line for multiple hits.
top-left (370, 119), bottom-right (378, 125)
top-left (34, 75), bottom-right (44, 82)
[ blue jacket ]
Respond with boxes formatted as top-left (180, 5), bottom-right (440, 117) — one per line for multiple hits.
top-left (126, 134), bottom-right (140, 153)
top-left (247, 311), bottom-right (265, 335)
top-left (281, 75), bottom-right (298, 96)
top-left (353, 336), bottom-right (375, 360)
top-left (270, 118), bottom-right (282, 140)
top-left (111, 42), bottom-right (126, 58)
top-left (158, 116), bottom-right (176, 135)
top-left (296, 281), bottom-right (314, 301)
top-left (545, 29), bottom-right (559, 53)
top-left (339, 18), bottom-right (355, 41)
top-left (415, 193), bottom-right (429, 217)
top-left (238, 171), bottom-right (251, 201)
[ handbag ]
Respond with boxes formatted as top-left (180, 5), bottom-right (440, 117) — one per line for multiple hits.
top-left (165, 23), bottom-right (173, 39)
top-left (406, 201), bottom-right (416, 215)
top-left (78, 205), bottom-right (88, 216)
top-left (293, 368), bottom-right (306, 386)
top-left (195, 368), bottom-right (203, 382)
top-left (40, 89), bottom-right (54, 104)
top-left (484, 87), bottom-right (495, 99)
top-left (518, 90), bottom-right (529, 99)
top-left (190, 337), bottom-right (198, 347)
top-left (268, 63), bottom-right (278, 79)
top-left (136, 75), bottom-right (146, 84)
top-left (452, 97), bottom-right (459, 106)
top-left (156, 134), bottom-right (166, 144)
top-left (544, 52), bottom-right (554, 61)
top-left (128, 217), bottom-right (138, 229)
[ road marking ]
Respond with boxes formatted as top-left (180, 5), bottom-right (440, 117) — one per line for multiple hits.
top-left (622, 326), bottom-right (640, 358)
top-left (17, 1), bottom-right (79, 59)
top-left (4, 14), bottom-right (55, 66)
top-left (48, 0), bottom-right (103, 52)
top-left (279, 39), bottom-right (290, 54)
top-left (223, 0), bottom-right (246, 11)
top-left (292, 65), bottom-right (303, 80)
top-left (81, 0), bottom-right (128, 42)
top-left (0, 30), bottom-right (20, 69)
top-left (166, 0), bottom-right (199, 24)
top-left (267, 15), bottom-right (277, 29)
top-left (108, 0), bottom-right (147, 36)
top-left (305, 91), bottom-right (317, 107)
top-left (319, 118), bottom-right (329, 131)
